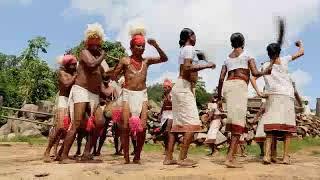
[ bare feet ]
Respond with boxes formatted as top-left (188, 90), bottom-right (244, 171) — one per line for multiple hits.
top-left (93, 152), bottom-right (101, 156)
top-left (59, 158), bottom-right (76, 164)
top-left (124, 160), bottom-right (130, 164)
top-left (73, 153), bottom-right (81, 159)
top-left (177, 159), bottom-right (197, 167)
top-left (43, 153), bottom-right (52, 163)
top-left (79, 154), bottom-right (93, 161)
top-left (114, 152), bottom-right (123, 156)
top-left (271, 157), bottom-right (281, 164)
top-left (163, 159), bottom-right (177, 165)
top-left (263, 156), bottom-right (271, 165)
top-left (281, 156), bottom-right (291, 165)
top-left (133, 159), bottom-right (141, 164)
top-left (224, 160), bottom-right (243, 168)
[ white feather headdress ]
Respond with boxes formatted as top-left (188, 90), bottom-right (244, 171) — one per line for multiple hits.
top-left (56, 55), bottom-right (64, 65)
top-left (129, 24), bottom-right (146, 37)
top-left (84, 22), bottom-right (106, 41)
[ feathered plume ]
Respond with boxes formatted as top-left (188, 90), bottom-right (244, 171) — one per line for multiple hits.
top-left (56, 55), bottom-right (64, 65)
top-left (277, 17), bottom-right (285, 46)
top-left (84, 22), bottom-right (106, 41)
top-left (129, 23), bottom-right (146, 37)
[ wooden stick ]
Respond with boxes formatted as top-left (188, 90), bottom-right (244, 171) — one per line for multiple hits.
top-left (106, 54), bottom-right (120, 61)
top-left (0, 106), bottom-right (54, 116)
top-left (0, 116), bottom-right (53, 126)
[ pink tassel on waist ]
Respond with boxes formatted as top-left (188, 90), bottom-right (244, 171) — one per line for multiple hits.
top-left (129, 116), bottom-right (143, 137)
top-left (86, 115), bottom-right (96, 132)
top-left (63, 116), bottom-right (71, 130)
top-left (112, 107), bottom-right (122, 123)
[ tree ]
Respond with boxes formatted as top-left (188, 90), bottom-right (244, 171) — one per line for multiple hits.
top-left (146, 77), bottom-right (212, 109)
top-left (147, 83), bottom-right (163, 104)
top-left (195, 77), bottom-right (212, 108)
top-left (0, 37), bottom-right (57, 108)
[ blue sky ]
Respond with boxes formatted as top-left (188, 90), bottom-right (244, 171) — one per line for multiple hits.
top-left (0, 1), bottom-right (319, 108)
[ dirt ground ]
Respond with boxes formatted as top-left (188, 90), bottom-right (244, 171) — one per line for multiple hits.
top-left (0, 143), bottom-right (320, 180)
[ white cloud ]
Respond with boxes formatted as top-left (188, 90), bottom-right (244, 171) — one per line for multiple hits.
top-left (290, 69), bottom-right (313, 91)
top-left (147, 71), bottom-right (178, 86)
top-left (67, 0), bottom-right (319, 97)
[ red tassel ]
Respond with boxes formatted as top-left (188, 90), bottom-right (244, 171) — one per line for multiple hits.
top-left (111, 107), bottom-right (122, 123)
top-left (129, 116), bottom-right (143, 138)
top-left (63, 116), bottom-right (71, 130)
top-left (86, 115), bottom-right (96, 132)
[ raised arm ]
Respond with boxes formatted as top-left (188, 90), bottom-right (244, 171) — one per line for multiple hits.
top-left (59, 70), bottom-right (76, 88)
top-left (104, 58), bottom-right (126, 80)
top-left (291, 40), bottom-right (304, 61)
top-left (145, 39), bottom-right (168, 65)
top-left (183, 59), bottom-right (215, 72)
top-left (248, 58), bottom-right (272, 77)
top-left (217, 65), bottom-right (227, 101)
top-left (79, 49), bottom-right (106, 68)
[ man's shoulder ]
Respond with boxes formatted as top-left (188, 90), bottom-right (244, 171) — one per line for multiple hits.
top-left (59, 68), bottom-right (73, 76)
top-left (120, 57), bottom-right (130, 65)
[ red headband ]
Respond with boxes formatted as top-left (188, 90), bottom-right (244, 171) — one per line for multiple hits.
top-left (86, 37), bottom-right (102, 46)
top-left (62, 55), bottom-right (77, 66)
top-left (163, 79), bottom-right (172, 88)
top-left (130, 34), bottom-right (145, 47)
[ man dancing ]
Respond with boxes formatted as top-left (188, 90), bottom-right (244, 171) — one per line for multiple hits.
top-left (159, 79), bottom-right (173, 155)
top-left (107, 26), bottom-right (168, 164)
top-left (60, 23), bottom-right (106, 163)
top-left (43, 54), bottom-right (77, 162)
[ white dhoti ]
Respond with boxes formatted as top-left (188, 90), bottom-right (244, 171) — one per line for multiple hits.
top-left (204, 119), bottom-right (227, 145)
top-left (68, 85), bottom-right (99, 122)
top-left (58, 96), bottom-right (68, 109)
top-left (262, 94), bottom-right (296, 134)
top-left (122, 88), bottom-right (148, 117)
top-left (160, 110), bottom-right (173, 127)
top-left (171, 79), bottom-right (201, 132)
top-left (223, 80), bottom-right (248, 135)
top-left (255, 117), bottom-right (266, 142)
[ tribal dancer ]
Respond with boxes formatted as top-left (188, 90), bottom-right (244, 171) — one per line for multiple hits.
top-left (217, 32), bottom-right (272, 168)
top-left (60, 23), bottom-right (106, 163)
top-left (43, 55), bottom-right (77, 162)
top-left (252, 18), bottom-right (304, 164)
top-left (204, 96), bottom-right (227, 156)
top-left (159, 79), bottom-right (173, 155)
top-left (164, 28), bottom-right (215, 166)
top-left (92, 75), bottom-right (117, 156)
top-left (106, 25), bottom-right (168, 164)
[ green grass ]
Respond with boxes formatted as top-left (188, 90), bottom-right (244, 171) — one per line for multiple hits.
top-left (0, 135), bottom-right (47, 145)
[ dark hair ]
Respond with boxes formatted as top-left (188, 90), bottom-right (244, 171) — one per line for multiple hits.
top-left (230, 32), bottom-right (245, 48)
top-left (179, 28), bottom-right (195, 47)
top-left (267, 17), bottom-right (285, 59)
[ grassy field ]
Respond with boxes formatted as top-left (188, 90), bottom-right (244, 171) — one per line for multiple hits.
top-left (1, 136), bottom-right (320, 157)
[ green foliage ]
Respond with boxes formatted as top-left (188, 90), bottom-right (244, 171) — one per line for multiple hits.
top-left (195, 77), bottom-right (212, 109)
top-left (0, 36), bottom-right (57, 109)
top-left (71, 40), bottom-right (127, 67)
top-left (147, 77), bottom-right (212, 109)
top-left (147, 83), bottom-right (163, 104)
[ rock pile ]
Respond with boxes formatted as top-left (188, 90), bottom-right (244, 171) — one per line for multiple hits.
top-left (0, 101), bottom-right (54, 139)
